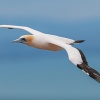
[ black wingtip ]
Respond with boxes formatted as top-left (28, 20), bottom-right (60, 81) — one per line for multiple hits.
top-left (74, 40), bottom-right (85, 43)
top-left (77, 64), bottom-right (100, 83)
top-left (8, 28), bottom-right (13, 29)
top-left (88, 67), bottom-right (100, 83)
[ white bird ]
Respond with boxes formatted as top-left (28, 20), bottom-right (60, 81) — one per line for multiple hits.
top-left (0, 25), bottom-right (100, 83)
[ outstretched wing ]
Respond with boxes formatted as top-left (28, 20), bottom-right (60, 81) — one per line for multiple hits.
top-left (46, 36), bottom-right (83, 65)
top-left (77, 49), bottom-right (100, 83)
top-left (47, 37), bottom-right (100, 83)
top-left (45, 34), bottom-right (84, 44)
top-left (0, 25), bottom-right (85, 45)
top-left (0, 25), bottom-right (43, 35)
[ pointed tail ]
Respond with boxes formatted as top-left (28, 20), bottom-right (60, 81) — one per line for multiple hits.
top-left (74, 40), bottom-right (85, 44)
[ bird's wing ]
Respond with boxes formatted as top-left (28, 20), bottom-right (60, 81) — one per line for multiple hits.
top-left (0, 25), bottom-right (84, 44)
top-left (77, 49), bottom-right (100, 83)
top-left (47, 37), bottom-right (100, 83)
top-left (45, 34), bottom-right (84, 45)
top-left (75, 48), bottom-right (100, 83)
top-left (79, 64), bottom-right (100, 83)
top-left (46, 34), bottom-right (75, 44)
top-left (47, 36), bottom-right (83, 65)
top-left (0, 25), bottom-right (43, 35)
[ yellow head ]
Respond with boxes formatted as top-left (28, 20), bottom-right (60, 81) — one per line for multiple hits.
top-left (12, 35), bottom-right (34, 46)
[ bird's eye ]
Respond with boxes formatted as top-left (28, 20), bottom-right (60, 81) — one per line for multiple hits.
top-left (21, 38), bottom-right (27, 42)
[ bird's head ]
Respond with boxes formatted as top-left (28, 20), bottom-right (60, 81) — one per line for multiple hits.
top-left (12, 35), bottom-right (34, 45)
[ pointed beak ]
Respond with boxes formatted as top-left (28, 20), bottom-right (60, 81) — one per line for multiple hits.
top-left (12, 39), bottom-right (21, 43)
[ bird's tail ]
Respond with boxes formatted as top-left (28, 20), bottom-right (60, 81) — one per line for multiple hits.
top-left (87, 66), bottom-right (100, 83)
top-left (74, 40), bottom-right (85, 44)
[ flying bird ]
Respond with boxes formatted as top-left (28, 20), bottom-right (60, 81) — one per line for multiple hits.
top-left (0, 25), bottom-right (100, 83)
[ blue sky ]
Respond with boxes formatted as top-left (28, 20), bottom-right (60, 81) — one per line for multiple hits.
top-left (0, 0), bottom-right (100, 100)
top-left (0, 0), bottom-right (100, 22)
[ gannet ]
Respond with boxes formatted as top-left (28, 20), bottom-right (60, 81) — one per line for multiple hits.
top-left (0, 25), bottom-right (100, 83)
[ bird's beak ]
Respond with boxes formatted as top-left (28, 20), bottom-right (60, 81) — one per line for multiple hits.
top-left (12, 39), bottom-right (21, 43)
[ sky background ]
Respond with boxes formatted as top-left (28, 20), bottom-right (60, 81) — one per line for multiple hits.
top-left (0, 0), bottom-right (100, 100)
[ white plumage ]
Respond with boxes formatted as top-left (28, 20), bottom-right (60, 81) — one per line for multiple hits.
top-left (0, 24), bottom-right (100, 83)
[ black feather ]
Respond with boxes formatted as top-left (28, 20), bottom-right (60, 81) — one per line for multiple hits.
top-left (8, 28), bottom-right (14, 29)
top-left (74, 40), bottom-right (85, 43)
top-left (77, 48), bottom-right (100, 83)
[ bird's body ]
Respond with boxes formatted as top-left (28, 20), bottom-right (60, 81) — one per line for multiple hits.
top-left (17, 34), bottom-right (63, 51)
top-left (0, 25), bottom-right (84, 51)
top-left (0, 24), bottom-right (100, 83)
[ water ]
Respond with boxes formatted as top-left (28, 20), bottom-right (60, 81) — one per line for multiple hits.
top-left (0, 53), bottom-right (100, 100)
